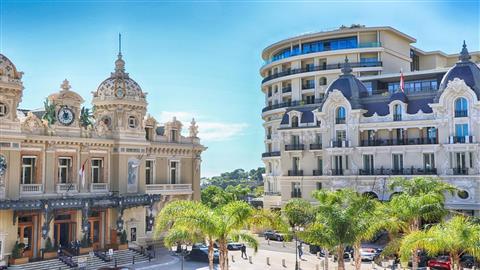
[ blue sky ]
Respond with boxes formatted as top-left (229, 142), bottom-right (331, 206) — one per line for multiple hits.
top-left (0, 0), bottom-right (478, 177)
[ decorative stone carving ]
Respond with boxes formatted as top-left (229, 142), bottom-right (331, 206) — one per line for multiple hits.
top-left (189, 118), bottom-right (199, 138)
top-left (95, 120), bottom-right (109, 137)
top-left (21, 112), bottom-right (43, 132)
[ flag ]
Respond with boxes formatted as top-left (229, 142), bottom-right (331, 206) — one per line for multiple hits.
top-left (399, 69), bottom-right (405, 92)
top-left (79, 159), bottom-right (88, 188)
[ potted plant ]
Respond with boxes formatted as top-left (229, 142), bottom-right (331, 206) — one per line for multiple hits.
top-left (42, 237), bottom-right (57, 259)
top-left (79, 234), bottom-right (93, 254)
top-left (9, 241), bottom-right (28, 265)
top-left (118, 230), bottom-right (128, 250)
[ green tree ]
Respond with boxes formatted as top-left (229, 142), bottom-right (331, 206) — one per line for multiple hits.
top-left (399, 215), bottom-right (480, 270)
top-left (300, 190), bottom-right (378, 270)
top-left (155, 200), bottom-right (276, 270)
top-left (383, 177), bottom-right (456, 270)
top-left (201, 185), bottom-right (231, 208)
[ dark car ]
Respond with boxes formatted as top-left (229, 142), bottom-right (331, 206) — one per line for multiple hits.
top-left (186, 245), bottom-right (219, 263)
top-left (227, 242), bottom-right (245, 251)
top-left (263, 230), bottom-right (285, 241)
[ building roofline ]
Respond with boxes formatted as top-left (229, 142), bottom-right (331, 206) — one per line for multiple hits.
top-left (411, 45), bottom-right (480, 58)
top-left (261, 26), bottom-right (417, 60)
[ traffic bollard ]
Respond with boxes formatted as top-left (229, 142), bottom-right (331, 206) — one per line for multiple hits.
top-left (282, 259), bottom-right (286, 267)
top-left (249, 256), bottom-right (252, 264)
top-left (267, 239), bottom-right (270, 245)
top-left (316, 264), bottom-right (319, 270)
top-left (372, 261), bottom-right (376, 269)
top-left (317, 251), bottom-right (320, 259)
top-left (349, 254), bottom-right (354, 266)
top-left (232, 255), bottom-right (235, 263)
top-left (282, 241), bottom-right (286, 248)
top-left (266, 257), bottom-right (270, 265)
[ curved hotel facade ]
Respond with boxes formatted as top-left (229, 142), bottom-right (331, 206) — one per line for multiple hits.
top-left (260, 25), bottom-right (480, 216)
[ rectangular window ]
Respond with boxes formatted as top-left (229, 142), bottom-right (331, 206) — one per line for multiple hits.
top-left (336, 130), bottom-right (346, 141)
top-left (58, 157), bottom-right (72, 184)
top-left (170, 161), bottom-right (178, 184)
top-left (291, 182), bottom-right (301, 198)
top-left (21, 157), bottom-right (36, 184)
top-left (145, 160), bottom-right (154, 185)
top-left (423, 153), bottom-right (435, 171)
top-left (316, 182), bottom-right (322, 190)
top-left (292, 157), bottom-right (300, 171)
top-left (315, 133), bottom-right (322, 144)
top-left (317, 157), bottom-right (323, 170)
top-left (91, 159), bottom-right (103, 183)
top-left (363, 155), bottom-right (374, 173)
top-left (455, 124), bottom-right (469, 138)
top-left (392, 154), bottom-right (404, 172)
top-left (456, 152), bottom-right (466, 169)
top-left (291, 135), bottom-right (300, 145)
top-left (171, 130), bottom-right (177, 142)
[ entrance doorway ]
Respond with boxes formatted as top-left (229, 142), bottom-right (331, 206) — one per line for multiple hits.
top-left (17, 214), bottom-right (38, 259)
top-left (53, 211), bottom-right (76, 249)
top-left (88, 211), bottom-right (103, 250)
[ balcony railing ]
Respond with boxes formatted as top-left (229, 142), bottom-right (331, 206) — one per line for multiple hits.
top-left (453, 168), bottom-right (469, 175)
top-left (282, 86), bottom-right (292, 93)
top-left (359, 168), bottom-right (437, 175)
top-left (309, 143), bottom-right (323, 150)
top-left (455, 110), bottom-right (468, 117)
top-left (262, 151), bottom-right (281, 158)
top-left (262, 61), bottom-right (382, 83)
top-left (90, 183), bottom-right (109, 193)
top-left (291, 191), bottom-right (302, 198)
top-left (330, 140), bottom-right (350, 148)
top-left (262, 96), bottom-right (325, 113)
top-left (335, 118), bottom-right (346, 124)
top-left (146, 184), bottom-right (193, 195)
top-left (331, 169), bottom-right (344, 176)
top-left (450, 136), bottom-right (474, 144)
top-left (360, 138), bottom-right (437, 147)
top-left (20, 184), bottom-right (43, 195)
top-left (302, 82), bottom-right (315, 90)
top-left (285, 144), bottom-right (304, 151)
top-left (288, 170), bottom-right (303, 176)
top-left (56, 183), bottom-right (78, 193)
top-left (264, 191), bottom-right (281, 196)
top-left (393, 114), bottom-right (402, 121)
top-left (313, 169), bottom-right (323, 176)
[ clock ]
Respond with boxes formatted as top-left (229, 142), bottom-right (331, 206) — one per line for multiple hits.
top-left (115, 79), bottom-right (126, 98)
top-left (57, 107), bottom-right (75, 126)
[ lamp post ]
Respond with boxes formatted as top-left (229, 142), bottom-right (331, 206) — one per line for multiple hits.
top-left (294, 225), bottom-right (304, 270)
top-left (172, 244), bottom-right (192, 270)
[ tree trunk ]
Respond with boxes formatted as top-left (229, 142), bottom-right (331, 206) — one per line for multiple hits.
top-left (208, 238), bottom-right (214, 270)
top-left (219, 239), bottom-right (228, 270)
top-left (337, 245), bottom-right (345, 270)
top-left (324, 249), bottom-right (329, 270)
top-left (452, 253), bottom-right (462, 270)
top-left (353, 242), bottom-right (361, 270)
top-left (410, 219), bottom-right (420, 270)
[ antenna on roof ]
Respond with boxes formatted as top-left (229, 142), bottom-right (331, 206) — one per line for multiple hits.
top-left (118, 33), bottom-right (122, 57)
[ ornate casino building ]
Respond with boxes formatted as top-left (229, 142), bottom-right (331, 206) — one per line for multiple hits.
top-left (0, 47), bottom-right (205, 265)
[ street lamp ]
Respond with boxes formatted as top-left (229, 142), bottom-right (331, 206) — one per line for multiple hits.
top-left (294, 225), bottom-right (304, 270)
top-left (171, 244), bottom-right (192, 270)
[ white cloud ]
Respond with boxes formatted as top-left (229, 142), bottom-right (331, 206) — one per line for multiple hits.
top-left (157, 111), bottom-right (248, 142)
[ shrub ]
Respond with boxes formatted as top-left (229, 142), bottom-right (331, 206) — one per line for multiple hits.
top-left (44, 237), bottom-right (55, 252)
top-left (119, 230), bottom-right (128, 244)
top-left (11, 241), bottom-right (23, 259)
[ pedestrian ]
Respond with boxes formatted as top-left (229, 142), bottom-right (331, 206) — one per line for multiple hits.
top-left (298, 243), bottom-right (303, 259)
top-left (241, 244), bottom-right (247, 259)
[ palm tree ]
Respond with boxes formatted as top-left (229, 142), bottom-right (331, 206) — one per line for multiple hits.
top-left (154, 200), bottom-right (276, 270)
top-left (383, 177), bottom-right (456, 270)
top-left (399, 215), bottom-right (480, 270)
top-left (300, 189), bottom-right (377, 270)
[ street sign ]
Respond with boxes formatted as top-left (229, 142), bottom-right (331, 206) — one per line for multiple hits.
top-left (108, 249), bottom-right (114, 256)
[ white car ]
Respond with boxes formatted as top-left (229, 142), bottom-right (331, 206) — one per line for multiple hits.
top-left (360, 248), bottom-right (378, 261)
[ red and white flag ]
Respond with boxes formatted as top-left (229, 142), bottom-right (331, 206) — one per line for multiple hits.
top-left (400, 69), bottom-right (405, 92)
top-left (79, 159), bottom-right (88, 188)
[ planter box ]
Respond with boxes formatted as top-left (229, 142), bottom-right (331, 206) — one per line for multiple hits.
top-left (9, 257), bottom-right (29, 265)
top-left (43, 251), bottom-right (57, 259)
top-left (117, 244), bottom-right (128, 250)
top-left (79, 247), bottom-right (93, 255)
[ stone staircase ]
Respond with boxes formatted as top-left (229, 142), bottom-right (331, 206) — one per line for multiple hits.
top-left (8, 259), bottom-right (69, 270)
top-left (8, 249), bottom-right (151, 270)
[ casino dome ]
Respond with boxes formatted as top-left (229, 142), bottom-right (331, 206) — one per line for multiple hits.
top-left (324, 57), bottom-right (367, 109)
top-left (93, 52), bottom-right (146, 103)
top-left (435, 41), bottom-right (480, 101)
top-left (0, 53), bottom-right (23, 83)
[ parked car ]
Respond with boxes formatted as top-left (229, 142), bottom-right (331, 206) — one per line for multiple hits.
top-left (186, 245), bottom-right (219, 263)
top-left (333, 246), bottom-right (354, 261)
top-left (428, 255), bottom-right (451, 269)
top-left (359, 248), bottom-right (378, 261)
top-left (227, 242), bottom-right (245, 251)
top-left (263, 230), bottom-right (285, 241)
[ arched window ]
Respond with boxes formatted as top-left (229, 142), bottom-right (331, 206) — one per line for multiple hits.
top-left (336, 107), bottom-right (346, 124)
top-left (291, 116), bottom-right (299, 127)
top-left (319, 77), bottom-right (327, 86)
top-left (455, 97), bottom-right (468, 117)
top-left (393, 104), bottom-right (402, 121)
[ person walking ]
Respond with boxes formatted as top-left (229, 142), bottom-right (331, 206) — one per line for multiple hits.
top-left (298, 243), bottom-right (303, 260)
top-left (241, 244), bottom-right (247, 259)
